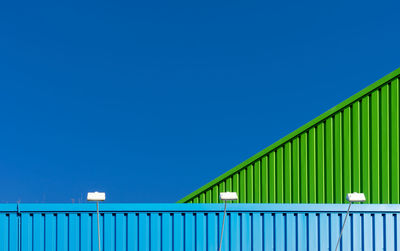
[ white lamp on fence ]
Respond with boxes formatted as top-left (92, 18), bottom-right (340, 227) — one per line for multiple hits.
top-left (218, 192), bottom-right (238, 251)
top-left (87, 192), bottom-right (106, 251)
top-left (334, 192), bottom-right (366, 251)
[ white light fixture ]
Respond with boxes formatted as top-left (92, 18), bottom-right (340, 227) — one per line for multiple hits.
top-left (335, 192), bottom-right (366, 251)
top-left (346, 192), bottom-right (366, 202)
top-left (87, 192), bottom-right (106, 251)
top-left (219, 192), bottom-right (238, 201)
top-left (87, 192), bottom-right (106, 201)
top-left (218, 192), bottom-right (238, 251)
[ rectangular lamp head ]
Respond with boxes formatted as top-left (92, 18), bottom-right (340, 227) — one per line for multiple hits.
top-left (219, 192), bottom-right (238, 201)
top-left (87, 192), bottom-right (106, 201)
top-left (346, 192), bottom-right (366, 202)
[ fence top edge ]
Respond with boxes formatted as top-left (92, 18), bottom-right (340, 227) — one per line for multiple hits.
top-left (0, 203), bottom-right (398, 213)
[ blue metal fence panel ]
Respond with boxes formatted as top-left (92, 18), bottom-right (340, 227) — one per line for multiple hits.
top-left (0, 204), bottom-right (399, 251)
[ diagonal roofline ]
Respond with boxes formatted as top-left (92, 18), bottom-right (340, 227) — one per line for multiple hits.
top-left (177, 66), bottom-right (400, 203)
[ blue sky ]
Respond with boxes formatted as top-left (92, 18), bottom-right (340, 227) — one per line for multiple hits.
top-left (0, 1), bottom-right (399, 203)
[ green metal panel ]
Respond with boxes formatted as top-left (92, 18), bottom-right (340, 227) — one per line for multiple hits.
top-left (179, 68), bottom-right (400, 204)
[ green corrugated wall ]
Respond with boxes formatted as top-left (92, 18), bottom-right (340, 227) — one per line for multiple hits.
top-left (178, 68), bottom-right (400, 204)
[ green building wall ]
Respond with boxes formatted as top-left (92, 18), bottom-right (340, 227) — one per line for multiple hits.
top-left (178, 68), bottom-right (400, 204)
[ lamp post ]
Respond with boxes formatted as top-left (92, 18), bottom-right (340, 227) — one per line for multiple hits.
top-left (218, 192), bottom-right (238, 251)
top-left (334, 192), bottom-right (366, 251)
top-left (87, 192), bottom-right (106, 251)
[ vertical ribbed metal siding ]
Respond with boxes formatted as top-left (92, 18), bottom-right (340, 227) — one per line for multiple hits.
top-left (0, 204), bottom-right (399, 251)
top-left (180, 70), bottom-right (400, 204)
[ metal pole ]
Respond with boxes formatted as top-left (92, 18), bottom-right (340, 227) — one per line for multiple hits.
top-left (218, 201), bottom-right (227, 251)
top-left (334, 202), bottom-right (352, 251)
top-left (97, 201), bottom-right (101, 251)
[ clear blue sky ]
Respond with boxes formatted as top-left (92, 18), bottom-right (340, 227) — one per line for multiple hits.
top-left (0, 1), bottom-right (399, 203)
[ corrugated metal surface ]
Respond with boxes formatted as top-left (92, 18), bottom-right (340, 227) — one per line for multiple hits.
top-left (179, 68), bottom-right (400, 204)
top-left (0, 204), bottom-right (399, 251)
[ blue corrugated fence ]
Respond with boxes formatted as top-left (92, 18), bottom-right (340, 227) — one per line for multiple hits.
top-left (0, 204), bottom-right (398, 250)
